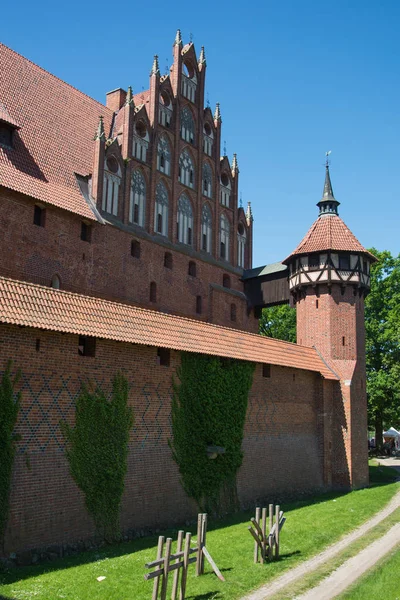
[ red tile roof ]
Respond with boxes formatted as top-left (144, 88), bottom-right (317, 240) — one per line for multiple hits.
top-left (0, 276), bottom-right (338, 380)
top-left (0, 102), bottom-right (20, 128)
top-left (283, 215), bottom-right (376, 263)
top-left (0, 43), bottom-right (114, 220)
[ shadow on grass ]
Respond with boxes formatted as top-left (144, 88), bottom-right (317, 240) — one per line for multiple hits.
top-left (187, 592), bottom-right (222, 600)
top-left (0, 463), bottom-right (397, 589)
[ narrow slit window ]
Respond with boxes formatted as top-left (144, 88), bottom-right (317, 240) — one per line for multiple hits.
top-left (34, 205), bottom-right (46, 227)
top-left (78, 336), bottom-right (96, 357)
top-left (81, 222), bottom-right (92, 242)
top-left (131, 240), bottom-right (141, 259)
top-left (196, 295), bottom-right (202, 314)
top-left (230, 303), bottom-right (236, 322)
top-left (164, 252), bottom-right (173, 269)
top-left (188, 261), bottom-right (196, 277)
top-left (157, 347), bottom-right (170, 366)
top-left (150, 282), bottom-right (157, 303)
top-left (342, 336), bottom-right (345, 346)
top-left (263, 364), bottom-right (271, 378)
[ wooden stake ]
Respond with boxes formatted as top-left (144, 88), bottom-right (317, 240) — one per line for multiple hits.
top-left (261, 507), bottom-right (267, 563)
top-left (160, 537), bottom-right (172, 600)
top-left (268, 504), bottom-right (273, 560)
top-left (152, 536), bottom-right (164, 600)
top-left (180, 532), bottom-right (191, 600)
top-left (196, 513), bottom-right (202, 576)
top-left (254, 507), bottom-right (260, 563)
top-left (275, 505), bottom-right (280, 559)
top-left (171, 530), bottom-right (184, 600)
top-left (201, 513), bottom-right (207, 575)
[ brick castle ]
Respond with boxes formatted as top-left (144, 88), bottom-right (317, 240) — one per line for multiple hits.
top-left (0, 31), bottom-right (374, 556)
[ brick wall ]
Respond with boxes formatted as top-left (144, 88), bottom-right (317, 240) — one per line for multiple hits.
top-left (0, 324), bottom-right (336, 554)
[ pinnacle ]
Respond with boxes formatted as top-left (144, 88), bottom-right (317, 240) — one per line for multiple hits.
top-left (174, 29), bottom-right (182, 46)
top-left (214, 102), bottom-right (221, 122)
top-left (94, 116), bottom-right (105, 140)
top-left (198, 46), bottom-right (206, 65)
top-left (150, 55), bottom-right (160, 77)
top-left (246, 201), bottom-right (253, 223)
top-left (125, 86), bottom-right (134, 106)
top-left (232, 153), bottom-right (239, 173)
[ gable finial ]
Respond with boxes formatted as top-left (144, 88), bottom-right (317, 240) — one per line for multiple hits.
top-left (246, 201), bottom-right (253, 224)
top-left (214, 102), bottom-right (221, 122)
top-left (198, 46), bottom-right (206, 66)
top-left (174, 29), bottom-right (182, 46)
top-left (150, 55), bottom-right (160, 77)
top-left (94, 115), bottom-right (105, 140)
top-left (232, 153), bottom-right (239, 174)
top-left (125, 86), bottom-right (134, 107)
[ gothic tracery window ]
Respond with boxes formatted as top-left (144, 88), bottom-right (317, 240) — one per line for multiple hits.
top-left (180, 107), bottom-right (195, 144)
top-left (237, 222), bottom-right (246, 268)
top-left (133, 120), bottom-right (149, 162)
top-left (154, 181), bottom-right (169, 237)
top-left (203, 122), bottom-right (213, 156)
top-left (102, 155), bottom-right (121, 216)
top-left (130, 170), bottom-right (146, 227)
top-left (201, 203), bottom-right (212, 253)
top-left (220, 213), bottom-right (230, 261)
top-left (181, 61), bottom-right (197, 102)
top-left (220, 172), bottom-right (231, 207)
top-left (157, 135), bottom-right (171, 176)
top-left (177, 193), bottom-right (193, 246)
top-left (203, 163), bottom-right (213, 198)
top-left (179, 149), bottom-right (195, 189)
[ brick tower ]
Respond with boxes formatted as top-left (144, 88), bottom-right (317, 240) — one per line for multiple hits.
top-left (283, 161), bottom-right (376, 489)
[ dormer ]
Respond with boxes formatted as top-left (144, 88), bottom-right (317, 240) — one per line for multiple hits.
top-left (0, 102), bottom-right (20, 149)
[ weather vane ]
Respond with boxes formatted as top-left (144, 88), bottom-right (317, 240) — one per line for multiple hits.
top-left (240, 192), bottom-right (243, 208)
top-left (190, 32), bottom-right (193, 43)
top-left (165, 58), bottom-right (169, 75)
top-left (206, 92), bottom-right (210, 108)
top-left (325, 150), bottom-right (332, 166)
top-left (223, 140), bottom-right (227, 156)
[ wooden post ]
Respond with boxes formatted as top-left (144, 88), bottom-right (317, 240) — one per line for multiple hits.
top-left (171, 530), bottom-right (184, 600)
top-left (196, 513), bottom-right (202, 576)
top-left (180, 532), bottom-right (191, 600)
top-left (160, 537), bottom-right (172, 600)
top-left (261, 507), bottom-right (267, 564)
top-left (268, 504), bottom-right (274, 560)
top-left (275, 505), bottom-right (280, 559)
top-left (254, 507), bottom-right (260, 563)
top-left (200, 513), bottom-right (207, 575)
top-left (152, 536), bottom-right (164, 600)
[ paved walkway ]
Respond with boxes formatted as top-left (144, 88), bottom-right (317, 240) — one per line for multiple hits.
top-left (241, 474), bottom-right (400, 600)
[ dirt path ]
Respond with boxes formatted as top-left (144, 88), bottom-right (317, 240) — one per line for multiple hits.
top-left (296, 522), bottom-right (400, 599)
top-left (241, 480), bottom-right (400, 600)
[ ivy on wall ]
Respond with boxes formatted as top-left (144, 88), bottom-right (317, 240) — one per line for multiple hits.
top-left (61, 373), bottom-right (134, 542)
top-left (169, 353), bottom-right (255, 515)
top-left (0, 361), bottom-right (21, 545)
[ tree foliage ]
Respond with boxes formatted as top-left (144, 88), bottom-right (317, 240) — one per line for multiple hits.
top-left (0, 361), bottom-right (21, 546)
top-left (259, 303), bottom-right (296, 343)
top-left (169, 353), bottom-right (255, 515)
top-left (61, 373), bottom-right (134, 542)
top-left (365, 248), bottom-right (400, 445)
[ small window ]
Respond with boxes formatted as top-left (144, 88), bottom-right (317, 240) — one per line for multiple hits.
top-left (131, 240), bottom-right (141, 259)
top-left (81, 222), bottom-right (92, 242)
top-left (308, 254), bottom-right (319, 270)
top-left (230, 303), bottom-right (236, 322)
top-left (223, 274), bottom-right (231, 289)
top-left (51, 275), bottom-right (61, 289)
top-left (157, 347), bottom-right (170, 366)
top-left (316, 299), bottom-right (319, 309)
top-left (339, 254), bottom-right (350, 270)
top-left (342, 336), bottom-right (345, 346)
top-left (78, 336), bottom-right (96, 357)
top-left (33, 205), bottom-right (46, 227)
top-left (196, 295), bottom-right (202, 314)
top-left (36, 338), bottom-right (40, 352)
top-left (150, 281), bottom-right (157, 303)
top-left (263, 364), bottom-right (271, 378)
top-left (363, 260), bottom-right (368, 274)
top-left (164, 252), bottom-right (173, 269)
top-left (188, 261), bottom-right (196, 277)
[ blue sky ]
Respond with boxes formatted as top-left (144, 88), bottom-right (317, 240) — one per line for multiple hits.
top-left (2, 0), bottom-right (399, 267)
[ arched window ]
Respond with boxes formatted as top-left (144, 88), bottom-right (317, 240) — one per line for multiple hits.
top-left (179, 150), bottom-right (195, 189)
top-left (237, 222), bottom-right (246, 268)
top-left (157, 135), bottom-right (171, 176)
top-left (202, 163), bottom-right (213, 198)
top-left (220, 172), bottom-right (231, 208)
top-left (203, 122), bottom-right (213, 156)
top-left (133, 120), bottom-right (149, 162)
top-left (130, 170), bottom-right (146, 227)
top-left (159, 91), bottom-right (172, 127)
top-left (154, 181), bottom-right (169, 237)
top-left (181, 61), bottom-right (197, 102)
top-left (220, 213), bottom-right (230, 261)
top-left (180, 107), bottom-right (195, 143)
top-left (201, 204), bottom-right (212, 253)
top-left (177, 193), bottom-right (193, 245)
top-left (51, 274), bottom-right (61, 289)
top-left (102, 155), bottom-right (121, 216)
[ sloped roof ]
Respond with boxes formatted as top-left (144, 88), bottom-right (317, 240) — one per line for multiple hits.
top-left (243, 262), bottom-right (288, 281)
top-left (283, 215), bottom-right (376, 263)
top-left (0, 43), bottom-right (114, 219)
top-left (0, 101), bottom-right (20, 128)
top-left (0, 276), bottom-right (338, 380)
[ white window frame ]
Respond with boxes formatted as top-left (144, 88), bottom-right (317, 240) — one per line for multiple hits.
top-left (179, 149), bottom-right (195, 189)
top-left (201, 204), bottom-right (212, 253)
top-left (177, 193), bottom-right (193, 246)
top-left (154, 181), bottom-right (169, 237)
top-left (130, 170), bottom-right (146, 227)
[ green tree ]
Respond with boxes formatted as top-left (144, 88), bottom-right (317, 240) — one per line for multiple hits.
top-left (259, 303), bottom-right (296, 342)
top-left (365, 248), bottom-right (400, 447)
top-left (61, 373), bottom-right (134, 542)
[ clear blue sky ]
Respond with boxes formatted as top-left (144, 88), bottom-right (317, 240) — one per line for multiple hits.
top-left (2, 0), bottom-right (399, 267)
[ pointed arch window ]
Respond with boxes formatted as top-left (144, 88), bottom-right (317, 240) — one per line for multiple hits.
top-left (220, 213), bottom-right (230, 262)
top-left (179, 149), bottom-right (195, 189)
top-left (133, 120), bottom-right (149, 162)
top-left (154, 181), bottom-right (169, 237)
top-left (129, 170), bottom-right (146, 227)
top-left (177, 193), bottom-right (193, 245)
top-left (220, 172), bottom-right (231, 207)
top-left (203, 163), bottom-right (213, 198)
top-left (203, 122), bottom-right (213, 156)
top-left (180, 107), bottom-right (195, 144)
top-left (159, 91), bottom-right (172, 128)
top-left (157, 135), bottom-right (171, 176)
top-left (181, 62), bottom-right (197, 102)
top-left (201, 204), bottom-right (212, 253)
top-left (237, 222), bottom-right (246, 268)
top-left (102, 155), bottom-right (121, 216)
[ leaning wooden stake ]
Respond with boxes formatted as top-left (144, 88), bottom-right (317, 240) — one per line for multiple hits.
top-left (179, 532), bottom-right (191, 600)
top-left (200, 513), bottom-right (207, 575)
top-left (152, 536), bottom-right (165, 600)
top-left (268, 503), bottom-right (274, 561)
top-left (160, 537), bottom-right (172, 600)
top-left (254, 506), bottom-right (261, 563)
top-left (275, 505), bottom-right (280, 559)
top-left (171, 530), bottom-right (184, 600)
top-left (196, 513), bottom-right (202, 576)
top-left (261, 507), bottom-right (267, 564)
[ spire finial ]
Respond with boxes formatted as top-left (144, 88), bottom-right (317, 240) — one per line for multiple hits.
top-left (232, 153), bottom-right (239, 174)
top-left (125, 86), bottom-right (134, 106)
top-left (214, 102), bottom-right (221, 122)
top-left (94, 116), bottom-right (105, 140)
top-left (223, 140), bottom-right (227, 156)
top-left (246, 201), bottom-right (253, 224)
top-left (174, 29), bottom-right (182, 46)
top-left (150, 55), bottom-right (160, 77)
top-left (317, 152), bottom-right (340, 217)
top-left (198, 46), bottom-right (206, 66)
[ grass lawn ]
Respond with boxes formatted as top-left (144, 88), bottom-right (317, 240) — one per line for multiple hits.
top-left (0, 463), bottom-right (398, 600)
top-left (339, 545), bottom-right (400, 599)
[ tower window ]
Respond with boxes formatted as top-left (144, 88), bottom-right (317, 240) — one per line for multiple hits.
top-left (131, 240), bottom-right (141, 259)
top-left (196, 295), bottom-right (202, 314)
top-left (339, 254), bottom-right (350, 270)
top-left (263, 364), bottom-right (271, 378)
top-left (188, 261), bottom-right (197, 277)
top-left (78, 336), bottom-right (96, 357)
top-left (164, 252), bottom-right (173, 269)
top-left (223, 274), bottom-right (231, 289)
top-left (230, 303), bottom-right (237, 322)
top-left (33, 205), bottom-right (46, 227)
top-left (81, 222), bottom-right (92, 242)
top-left (150, 281), bottom-right (157, 303)
top-left (50, 275), bottom-right (61, 289)
top-left (308, 254), bottom-right (320, 270)
top-left (157, 347), bottom-right (170, 366)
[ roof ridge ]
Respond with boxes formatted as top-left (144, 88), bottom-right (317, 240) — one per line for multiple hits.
top-left (0, 42), bottom-right (113, 116)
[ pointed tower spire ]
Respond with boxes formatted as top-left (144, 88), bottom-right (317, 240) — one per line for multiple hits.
top-left (214, 102), bottom-right (221, 122)
top-left (150, 55), bottom-right (160, 77)
top-left (125, 86), bottom-right (134, 106)
top-left (245, 201), bottom-right (253, 225)
top-left (94, 116), bottom-right (105, 140)
top-left (317, 154), bottom-right (340, 216)
top-left (174, 29), bottom-right (182, 46)
top-left (198, 46), bottom-right (206, 66)
top-left (231, 153), bottom-right (239, 174)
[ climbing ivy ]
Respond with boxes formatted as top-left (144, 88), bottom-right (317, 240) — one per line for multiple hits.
top-left (0, 361), bottom-right (21, 545)
top-left (61, 373), bottom-right (134, 542)
top-left (169, 353), bottom-right (255, 514)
